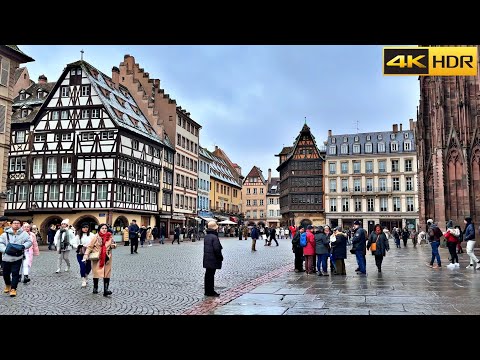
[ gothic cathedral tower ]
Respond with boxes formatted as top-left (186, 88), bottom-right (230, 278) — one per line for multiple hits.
top-left (416, 45), bottom-right (480, 230)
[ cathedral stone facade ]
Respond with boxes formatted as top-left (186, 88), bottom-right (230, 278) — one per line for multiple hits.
top-left (416, 45), bottom-right (480, 231)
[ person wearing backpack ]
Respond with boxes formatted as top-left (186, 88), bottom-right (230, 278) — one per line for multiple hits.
top-left (426, 219), bottom-right (442, 268)
top-left (463, 217), bottom-right (479, 269)
top-left (292, 227), bottom-right (304, 272)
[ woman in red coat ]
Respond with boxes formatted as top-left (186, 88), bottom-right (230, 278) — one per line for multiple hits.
top-left (303, 225), bottom-right (316, 274)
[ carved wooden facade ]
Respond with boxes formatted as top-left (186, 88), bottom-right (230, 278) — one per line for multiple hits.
top-left (416, 47), bottom-right (480, 230)
top-left (5, 60), bottom-right (174, 226)
top-left (276, 123), bottom-right (325, 226)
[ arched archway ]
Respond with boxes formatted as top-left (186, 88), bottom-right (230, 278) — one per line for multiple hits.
top-left (247, 221), bottom-right (256, 227)
top-left (40, 215), bottom-right (63, 245)
top-left (73, 215), bottom-right (99, 234)
top-left (113, 216), bottom-right (128, 230)
top-left (258, 221), bottom-right (266, 228)
top-left (113, 216), bottom-right (129, 242)
top-left (300, 218), bottom-right (312, 229)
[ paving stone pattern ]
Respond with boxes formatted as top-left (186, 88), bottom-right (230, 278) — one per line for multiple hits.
top-left (0, 238), bottom-right (293, 315)
top-left (209, 243), bottom-right (480, 315)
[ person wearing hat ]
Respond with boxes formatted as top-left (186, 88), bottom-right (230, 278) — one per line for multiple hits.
top-left (351, 220), bottom-right (367, 275)
top-left (463, 217), bottom-right (480, 269)
top-left (203, 221), bottom-right (223, 297)
top-left (54, 219), bottom-right (73, 273)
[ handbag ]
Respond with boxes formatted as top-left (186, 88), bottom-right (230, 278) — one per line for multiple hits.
top-left (371, 241), bottom-right (377, 252)
top-left (5, 233), bottom-right (25, 257)
top-left (89, 251), bottom-right (100, 261)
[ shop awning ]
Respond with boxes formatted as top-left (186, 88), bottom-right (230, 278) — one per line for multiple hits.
top-left (199, 216), bottom-right (216, 223)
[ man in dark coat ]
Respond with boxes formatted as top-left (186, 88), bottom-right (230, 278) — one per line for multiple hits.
top-left (352, 220), bottom-right (367, 274)
top-left (128, 220), bottom-right (140, 254)
top-left (203, 221), bottom-right (223, 297)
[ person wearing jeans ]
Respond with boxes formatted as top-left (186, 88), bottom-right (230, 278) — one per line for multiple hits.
top-left (0, 219), bottom-right (32, 297)
top-left (71, 223), bottom-right (93, 287)
top-left (463, 217), bottom-right (479, 269)
top-left (54, 219), bottom-right (73, 273)
top-left (426, 219), bottom-right (442, 268)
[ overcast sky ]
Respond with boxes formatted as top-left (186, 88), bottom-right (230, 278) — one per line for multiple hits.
top-left (19, 45), bottom-right (419, 178)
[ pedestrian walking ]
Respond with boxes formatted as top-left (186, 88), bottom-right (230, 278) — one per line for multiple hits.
top-left (83, 223), bottom-right (117, 296)
top-left (20, 223), bottom-right (39, 283)
top-left (367, 224), bottom-right (389, 273)
top-left (0, 219), bottom-right (32, 297)
top-left (444, 220), bottom-right (460, 269)
top-left (71, 223), bottom-right (94, 288)
top-left (250, 224), bottom-right (259, 252)
top-left (128, 219), bottom-right (139, 253)
top-left (54, 219), bottom-right (73, 273)
top-left (463, 217), bottom-right (480, 269)
top-left (426, 219), bottom-right (442, 268)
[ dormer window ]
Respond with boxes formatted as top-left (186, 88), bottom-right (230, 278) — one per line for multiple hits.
top-left (404, 132), bottom-right (409, 139)
top-left (366, 135), bottom-right (371, 141)
top-left (19, 92), bottom-right (26, 100)
top-left (354, 136), bottom-right (359, 142)
top-left (21, 109), bottom-right (29, 117)
top-left (390, 133), bottom-right (396, 140)
top-left (377, 134), bottom-right (382, 140)
top-left (331, 137), bottom-right (336, 144)
top-left (343, 136), bottom-right (348, 143)
top-left (37, 90), bottom-right (45, 99)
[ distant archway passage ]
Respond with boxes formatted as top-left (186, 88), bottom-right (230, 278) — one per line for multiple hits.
top-left (257, 221), bottom-right (266, 228)
top-left (39, 216), bottom-right (64, 245)
top-left (300, 219), bottom-right (312, 230)
top-left (113, 216), bottom-right (128, 230)
top-left (247, 221), bottom-right (256, 226)
top-left (73, 216), bottom-right (99, 233)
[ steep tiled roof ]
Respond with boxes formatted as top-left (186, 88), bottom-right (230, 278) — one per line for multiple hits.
top-left (14, 67), bottom-right (25, 84)
top-left (199, 146), bottom-right (241, 188)
top-left (73, 60), bottom-right (165, 145)
top-left (278, 146), bottom-right (293, 156)
top-left (246, 166), bottom-right (263, 179)
top-left (267, 177), bottom-right (281, 195)
top-left (327, 129), bottom-right (416, 155)
top-left (12, 81), bottom-right (55, 124)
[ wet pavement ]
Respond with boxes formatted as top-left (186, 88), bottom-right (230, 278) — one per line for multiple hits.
top-left (208, 243), bottom-right (480, 315)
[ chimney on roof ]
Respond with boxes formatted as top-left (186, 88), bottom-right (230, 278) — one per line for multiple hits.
top-left (400, 123), bottom-right (403, 131)
top-left (409, 118), bottom-right (414, 130)
top-left (268, 168), bottom-right (271, 183)
top-left (215, 145), bottom-right (218, 151)
top-left (112, 66), bottom-right (120, 88)
top-left (38, 75), bottom-right (47, 84)
top-left (393, 124), bottom-right (398, 132)
top-left (328, 129), bottom-right (332, 137)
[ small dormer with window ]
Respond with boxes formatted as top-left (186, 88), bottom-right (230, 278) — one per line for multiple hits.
top-left (343, 136), bottom-right (348, 143)
top-left (69, 67), bottom-right (82, 85)
top-left (354, 136), bottom-right (359, 142)
top-left (404, 132), bottom-right (409, 139)
top-left (331, 137), bottom-right (336, 144)
top-left (19, 90), bottom-right (30, 100)
top-left (37, 89), bottom-right (46, 99)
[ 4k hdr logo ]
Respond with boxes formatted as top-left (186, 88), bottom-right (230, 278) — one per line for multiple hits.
top-left (383, 47), bottom-right (477, 76)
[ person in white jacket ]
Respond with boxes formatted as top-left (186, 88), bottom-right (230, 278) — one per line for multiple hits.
top-left (54, 219), bottom-right (74, 273)
top-left (21, 223), bottom-right (39, 283)
top-left (71, 223), bottom-right (94, 287)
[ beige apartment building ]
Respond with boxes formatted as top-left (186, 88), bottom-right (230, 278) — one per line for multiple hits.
top-left (242, 166), bottom-right (267, 226)
top-left (117, 55), bottom-right (200, 234)
top-left (324, 122), bottom-right (419, 234)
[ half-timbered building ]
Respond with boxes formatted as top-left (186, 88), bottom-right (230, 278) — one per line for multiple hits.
top-left (276, 123), bottom-right (325, 227)
top-left (5, 59), bottom-right (174, 241)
